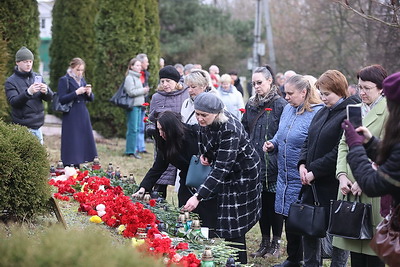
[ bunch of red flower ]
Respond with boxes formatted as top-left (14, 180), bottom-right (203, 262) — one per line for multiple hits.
top-left (49, 170), bottom-right (201, 266)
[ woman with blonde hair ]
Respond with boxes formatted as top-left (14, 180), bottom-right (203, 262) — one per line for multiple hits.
top-left (58, 57), bottom-right (97, 168)
top-left (123, 57), bottom-right (149, 158)
top-left (263, 74), bottom-right (324, 267)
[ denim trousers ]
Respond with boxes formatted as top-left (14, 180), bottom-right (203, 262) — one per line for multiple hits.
top-left (136, 108), bottom-right (146, 152)
top-left (125, 107), bottom-right (140, 154)
top-left (29, 127), bottom-right (43, 144)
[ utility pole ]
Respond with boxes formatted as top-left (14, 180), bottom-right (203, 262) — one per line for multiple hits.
top-left (263, 0), bottom-right (276, 71)
top-left (252, 0), bottom-right (262, 72)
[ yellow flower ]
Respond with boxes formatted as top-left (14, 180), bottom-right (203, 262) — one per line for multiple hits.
top-left (81, 182), bottom-right (87, 192)
top-left (131, 237), bottom-right (145, 247)
top-left (89, 215), bottom-right (102, 223)
top-left (117, 225), bottom-right (126, 235)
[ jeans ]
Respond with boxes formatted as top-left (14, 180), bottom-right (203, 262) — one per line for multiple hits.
top-left (136, 108), bottom-right (146, 152)
top-left (29, 127), bottom-right (43, 144)
top-left (125, 107), bottom-right (141, 154)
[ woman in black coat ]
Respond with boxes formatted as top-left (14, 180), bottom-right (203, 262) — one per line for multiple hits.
top-left (242, 65), bottom-right (287, 258)
top-left (58, 58), bottom-right (97, 167)
top-left (133, 111), bottom-right (218, 230)
top-left (298, 70), bottom-right (359, 266)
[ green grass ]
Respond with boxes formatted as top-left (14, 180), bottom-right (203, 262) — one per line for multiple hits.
top-left (8, 134), bottom-right (346, 266)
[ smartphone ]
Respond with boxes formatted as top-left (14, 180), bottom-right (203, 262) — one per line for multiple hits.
top-left (86, 84), bottom-right (92, 88)
top-left (34, 76), bottom-right (42, 84)
top-left (346, 105), bottom-right (362, 128)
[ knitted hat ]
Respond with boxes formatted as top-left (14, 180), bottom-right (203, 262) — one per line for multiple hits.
top-left (159, 65), bottom-right (181, 83)
top-left (383, 72), bottom-right (400, 104)
top-left (194, 93), bottom-right (224, 114)
top-left (15, 46), bottom-right (34, 62)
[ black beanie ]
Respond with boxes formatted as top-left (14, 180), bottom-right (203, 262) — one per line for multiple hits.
top-left (159, 65), bottom-right (181, 83)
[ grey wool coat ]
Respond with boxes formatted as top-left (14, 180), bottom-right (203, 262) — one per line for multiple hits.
top-left (196, 111), bottom-right (262, 239)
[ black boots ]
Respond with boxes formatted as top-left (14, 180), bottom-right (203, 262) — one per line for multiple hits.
top-left (250, 236), bottom-right (270, 258)
top-left (265, 238), bottom-right (281, 258)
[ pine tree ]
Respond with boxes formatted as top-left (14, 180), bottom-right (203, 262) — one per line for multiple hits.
top-left (143, 0), bottom-right (161, 92)
top-left (49, 0), bottom-right (97, 92)
top-left (0, 0), bottom-right (40, 76)
top-left (91, 0), bottom-right (149, 137)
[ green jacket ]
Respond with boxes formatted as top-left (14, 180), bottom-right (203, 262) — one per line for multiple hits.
top-left (333, 97), bottom-right (388, 255)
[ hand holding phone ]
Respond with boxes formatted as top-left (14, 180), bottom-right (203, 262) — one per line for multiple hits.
top-left (346, 105), bottom-right (362, 129)
top-left (34, 76), bottom-right (42, 84)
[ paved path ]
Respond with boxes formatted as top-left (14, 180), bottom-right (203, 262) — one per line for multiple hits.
top-left (42, 114), bottom-right (103, 140)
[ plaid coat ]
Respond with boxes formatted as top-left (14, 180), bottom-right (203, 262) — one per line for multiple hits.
top-left (197, 112), bottom-right (262, 239)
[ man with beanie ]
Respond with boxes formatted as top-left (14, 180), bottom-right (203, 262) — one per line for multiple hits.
top-left (4, 46), bottom-right (54, 144)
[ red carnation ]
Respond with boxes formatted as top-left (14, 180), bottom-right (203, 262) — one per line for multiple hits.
top-left (143, 116), bottom-right (149, 123)
top-left (265, 108), bottom-right (273, 111)
top-left (142, 102), bottom-right (150, 107)
top-left (149, 199), bottom-right (156, 207)
top-left (239, 108), bottom-right (246, 114)
top-left (175, 242), bottom-right (189, 250)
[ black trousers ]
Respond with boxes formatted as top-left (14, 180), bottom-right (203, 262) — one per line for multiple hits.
top-left (350, 252), bottom-right (385, 267)
top-left (259, 191), bottom-right (283, 238)
top-left (283, 215), bottom-right (303, 263)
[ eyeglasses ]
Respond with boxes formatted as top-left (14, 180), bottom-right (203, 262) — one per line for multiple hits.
top-left (252, 81), bottom-right (263, 87)
top-left (356, 84), bottom-right (377, 93)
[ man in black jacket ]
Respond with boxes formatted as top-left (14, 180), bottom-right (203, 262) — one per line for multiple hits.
top-left (4, 46), bottom-right (53, 144)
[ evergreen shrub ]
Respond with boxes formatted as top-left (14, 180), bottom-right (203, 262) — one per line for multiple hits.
top-left (0, 120), bottom-right (51, 221)
top-left (0, 226), bottom-right (163, 267)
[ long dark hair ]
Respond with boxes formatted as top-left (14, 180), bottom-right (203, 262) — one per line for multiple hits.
top-left (153, 111), bottom-right (186, 160)
top-left (376, 99), bottom-right (400, 165)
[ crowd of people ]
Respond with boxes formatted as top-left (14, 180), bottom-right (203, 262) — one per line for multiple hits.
top-left (5, 46), bottom-right (400, 266)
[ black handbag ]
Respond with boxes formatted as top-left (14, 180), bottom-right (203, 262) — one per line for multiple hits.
top-left (327, 195), bottom-right (373, 240)
top-left (286, 183), bottom-right (329, 238)
top-left (52, 92), bottom-right (73, 113)
top-left (109, 82), bottom-right (134, 109)
top-left (185, 155), bottom-right (212, 189)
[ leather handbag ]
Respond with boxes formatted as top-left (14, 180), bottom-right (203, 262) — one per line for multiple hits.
top-left (327, 195), bottom-right (373, 240)
top-left (286, 183), bottom-right (329, 238)
top-left (370, 204), bottom-right (400, 267)
top-left (52, 92), bottom-right (73, 113)
top-left (185, 155), bottom-right (212, 189)
top-left (109, 82), bottom-right (134, 110)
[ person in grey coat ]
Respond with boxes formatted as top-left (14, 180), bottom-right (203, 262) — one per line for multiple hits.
top-left (184, 93), bottom-right (262, 264)
top-left (148, 66), bottom-right (189, 198)
top-left (123, 57), bottom-right (149, 158)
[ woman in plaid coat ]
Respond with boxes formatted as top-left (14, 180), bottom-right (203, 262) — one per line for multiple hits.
top-left (184, 93), bottom-right (262, 264)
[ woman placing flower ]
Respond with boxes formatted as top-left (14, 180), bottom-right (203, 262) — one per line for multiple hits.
top-left (241, 65), bottom-right (287, 258)
top-left (184, 93), bottom-right (262, 264)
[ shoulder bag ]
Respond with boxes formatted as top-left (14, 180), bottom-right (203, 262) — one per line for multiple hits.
top-left (52, 79), bottom-right (73, 113)
top-left (109, 82), bottom-right (134, 109)
top-left (327, 194), bottom-right (373, 239)
top-left (370, 203), bottom-right (400, 266)
top-left (286, 183), bottom-right (329, 238)
top-left (185, 155), bottom-right (212, 190)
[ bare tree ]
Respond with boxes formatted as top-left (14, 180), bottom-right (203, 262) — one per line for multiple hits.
top-left (334, 0), bottom-right (400, 28)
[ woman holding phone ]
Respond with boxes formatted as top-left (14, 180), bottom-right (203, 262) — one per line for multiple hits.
top-left (58, 57), bottom-right (97, 168)
top-left (333, 65), bottom-right (388, 267)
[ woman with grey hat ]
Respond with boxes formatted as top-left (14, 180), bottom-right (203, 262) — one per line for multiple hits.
top-left (183, 92), bottom-right (262, 264)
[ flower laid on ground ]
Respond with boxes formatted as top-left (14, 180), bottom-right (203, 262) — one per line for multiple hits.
top-left (90, 215), bottom-right (103, 223)
top-left (49, 170), bottom-right (202, 266)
